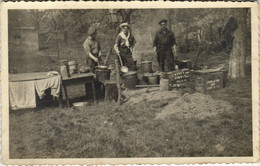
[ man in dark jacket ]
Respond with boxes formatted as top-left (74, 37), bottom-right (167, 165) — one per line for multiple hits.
top-left (153, 19), bottom-right (177, 72)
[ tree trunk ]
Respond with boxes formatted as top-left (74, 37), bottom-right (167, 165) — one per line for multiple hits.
top-left (104, 25), bottom-right (121, 65)
top-left (228, 9), bottom-right (247, 79)
top-left (104, 9), bottom-right (135, 65)
top-left (36, 10), bottom-right (40, 51)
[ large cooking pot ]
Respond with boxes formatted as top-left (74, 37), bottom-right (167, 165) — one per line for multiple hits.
top-left (123, 71), bottom-right (137, 89)
top-left (95, 65), bottom-right (108, 70)
top-left (95, 68), bottom-right (110, 82)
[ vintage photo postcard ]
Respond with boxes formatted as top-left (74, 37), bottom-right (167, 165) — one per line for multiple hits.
top-left (1, 1), bottom-right (259, 165)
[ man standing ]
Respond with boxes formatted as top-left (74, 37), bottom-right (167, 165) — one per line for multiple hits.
top-left (83, 26), bottom-right (102, 72)
top-left (153, 19), bottom-right (177, 72)
top-left (114, 22), bottom-right (136, 70)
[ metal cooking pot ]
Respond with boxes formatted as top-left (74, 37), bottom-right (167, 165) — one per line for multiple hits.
top-left (95, 65), bottom-right (108, 70)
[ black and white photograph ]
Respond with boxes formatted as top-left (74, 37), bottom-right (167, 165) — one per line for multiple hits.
top-left (1, 1), bottom-right (259, 165)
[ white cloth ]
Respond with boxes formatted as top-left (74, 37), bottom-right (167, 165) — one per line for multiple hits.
top-left (119, 31), bottom-right (130, 48)
top-left (35, 75), bottom-right (61, 99)
top-left (9, 81), bottom-right (36, 110)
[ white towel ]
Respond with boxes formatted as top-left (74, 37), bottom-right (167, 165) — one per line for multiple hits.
top-left (9, 81), bottom-right (36, 110)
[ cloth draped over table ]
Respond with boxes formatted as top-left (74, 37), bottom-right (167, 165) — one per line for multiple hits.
top-left (35, 76), bottom-right (61, 99)
top-left (9, 81), bottom-right (36, 110)
top-left (9, 75), bottom-right (61, 110)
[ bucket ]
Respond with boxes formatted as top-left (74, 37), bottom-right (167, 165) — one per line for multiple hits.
top-left (154, 72), bottom-right (164, 84)
top-left (148, 75), bottom-right (158, 85)
top-left (141, 61), bottom-right (153, 73)
top-left (95, 69), bottom-right (110, 82)
top-left (160, 79), bottom-right (169, 91)
top-left (124, 71), bottom-right (137, 89)
top-left (59, 59), bottom-right (70, 77)
top-left (68, 60), bottom-right (77, 75)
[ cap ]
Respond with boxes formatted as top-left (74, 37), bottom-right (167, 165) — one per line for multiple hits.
top-left (159, 19), bottom-right (168, 25)
top-left (88, 27), bottom-right (97, 35)
top-left (120, 22), bottom-right (130, 28)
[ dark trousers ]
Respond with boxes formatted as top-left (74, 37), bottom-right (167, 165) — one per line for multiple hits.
top-left (119, 47), bottom-right (135, 71)
top-left (157, 46), bottom-right (175, 72)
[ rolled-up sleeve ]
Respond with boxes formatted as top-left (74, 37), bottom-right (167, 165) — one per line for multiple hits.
top-left (83, 39), bottom-right (91, 58)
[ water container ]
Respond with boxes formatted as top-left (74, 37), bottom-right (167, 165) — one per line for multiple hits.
top-left (124, 71), bottom-right (137, 89)
top-left (160, 79), bottom-right (169, 91)
top-left (141, 61), bottom-right (153, 73)
top-left (148, 75), bottom-right (159, 85)
top-left (59, 59), bottom-right (69, 77)
top-left (68, 60), bottom-right (77, 75)
top-left (60, 65), bottom-right (69, 78)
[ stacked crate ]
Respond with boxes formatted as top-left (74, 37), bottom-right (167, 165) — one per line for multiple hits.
top-left (167, 69), bottom-right (191, 88)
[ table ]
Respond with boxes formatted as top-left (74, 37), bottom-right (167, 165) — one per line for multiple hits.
top-left (98, 79), bottom-right (124, 102)
top-left (9, 72), bottom-right (62, 110)
top-left (62, 73), bottom-right (96, 107)
top-left (98, 79), bottom-right (118, 101)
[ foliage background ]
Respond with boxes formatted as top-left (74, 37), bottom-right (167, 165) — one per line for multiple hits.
top-left (8, 8), bottom-right (251, 66)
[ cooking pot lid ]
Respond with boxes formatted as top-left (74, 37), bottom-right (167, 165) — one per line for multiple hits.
top-left (141, 60), bottom-right (152, 64)
top-left (96, 65), bottom-right (108, 69)
top-left (124, 71), bottom-right (137, 76)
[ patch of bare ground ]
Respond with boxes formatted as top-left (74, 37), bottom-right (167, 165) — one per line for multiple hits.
top-left (156, 92), bottom-right (233, 120)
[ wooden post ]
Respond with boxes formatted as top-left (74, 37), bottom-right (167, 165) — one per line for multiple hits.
top-left (115, 59), bottom-right (122, 104)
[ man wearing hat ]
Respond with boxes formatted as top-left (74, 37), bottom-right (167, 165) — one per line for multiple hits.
top-left (153, 19), bottom-right (177, 72)
top-left (83, 26), bottom-right (102, 72)
top-left (114, 22), bottom-right (136, 70)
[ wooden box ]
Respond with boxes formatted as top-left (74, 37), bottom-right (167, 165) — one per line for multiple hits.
top-left (193, 69), bottom-right (227, 93)
top-left (167, 69), bottom-right (190, 88)
top-left (175, 59), bottom-right (192, 69)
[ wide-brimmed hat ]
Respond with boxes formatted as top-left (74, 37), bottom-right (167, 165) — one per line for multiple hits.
top-left (88, 27), bottom-right (97, 35)
top-left (120, 22), bottom-right (130, 28)
top-left (159, 19), bottom-right (168, 25)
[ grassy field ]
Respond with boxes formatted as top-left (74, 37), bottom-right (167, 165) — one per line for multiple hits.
top-left (9, 46), bottom-right (252, 158)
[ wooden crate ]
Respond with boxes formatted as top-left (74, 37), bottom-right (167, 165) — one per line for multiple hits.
top-left (167, 69), bottom-right (190, 88)
top-left (193, 70), bottom-right (226, 93)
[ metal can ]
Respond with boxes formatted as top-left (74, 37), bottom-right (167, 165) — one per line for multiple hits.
top-left (60, 65), bottom-right (69, 78)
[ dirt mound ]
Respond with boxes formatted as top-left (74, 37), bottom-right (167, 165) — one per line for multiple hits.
top-left (156, 92), bottom-right (233, 120)
top-left (124, 88), bottom-right (182, 104)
